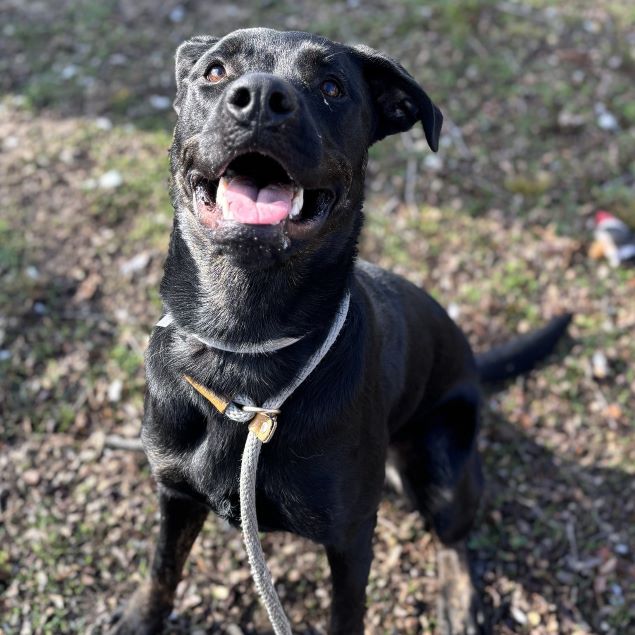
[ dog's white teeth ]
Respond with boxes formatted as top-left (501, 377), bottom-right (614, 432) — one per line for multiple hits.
top-left (216, 176), bottom-right (231, 218)
top-left (290, 188), bottom-right (304, 219)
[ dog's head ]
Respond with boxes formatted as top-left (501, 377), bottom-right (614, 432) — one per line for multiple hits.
top-left (170, 28), bottom-right (441, 265)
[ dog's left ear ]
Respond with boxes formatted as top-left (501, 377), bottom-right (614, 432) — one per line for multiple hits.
top-left (174, 35), bottom-right (219, 112)
top-left (350, 45), bottom-right (443, 151)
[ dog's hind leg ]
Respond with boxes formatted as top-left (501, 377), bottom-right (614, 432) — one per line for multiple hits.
top-left (109, 487), bottom-right (208, 635)
top-left (391, 384), bottom-right (487, 634)
top-left (430, 449), bottom-right (486, 635)
top-left (325, 514), bottom-right (377, 635)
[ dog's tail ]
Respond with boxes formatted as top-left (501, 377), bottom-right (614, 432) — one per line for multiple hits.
top-left (476, 313), bottom-right (572, 384)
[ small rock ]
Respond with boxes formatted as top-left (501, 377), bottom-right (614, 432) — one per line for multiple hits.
top-left (510, 607), bottom-right (527, 625)
top-left (225, 625), bottom-right (244, 635)
top-left (33, 302), bottom-right (47, 315)
top-left (120, 251), bottom-right (151, 276)
top-left (108, 379), bottom-right (123, 403)
top-left (211, 585), bottom-right (230, 600)
top-left (591, 351), bottom-right (609, 379)
top-left (36, 570), bottom-right (47, 592)
top-left (615, 543), bottom-right (629, 555)
top-left (608, 56), bottom-right (622, 69)
top-left (557, 111), bottom-right (586, 130)
top-left (60, 64), bottom-right (78, 79)
top-left (595, 104), bottom-right (618, 131)
top-left (50, 594), bottom-right (64, 609)
top-left (95, 117), bottom-right (112, 130)
top-left (59, 147), bottom-right (76, 164)
top-left (3, 136), bottom-right (18, 150)
top-left (169, 5), bottom-right (185, 22)
top-left (465, 65), bottom-right (479, 80)
top-left (23, 469), bottom-right (40, 486)
top-left (98, 169), bottom-right (123, 189)
top-left (447, 302), bottom-right (460, 320)
top-left (149, 95), bottom-right (172, 110)
top-left (423, 153), bottom-right (443, 171)
top-left (597, 112), bottom-right (618, 131)
top-left (571, 69), bottom-right (585, 84)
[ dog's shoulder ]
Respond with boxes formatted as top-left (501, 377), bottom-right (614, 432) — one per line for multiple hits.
top-left (354, 258), bottom-right (475, 391)
top-left (354, 258), bottom-right (451, 325)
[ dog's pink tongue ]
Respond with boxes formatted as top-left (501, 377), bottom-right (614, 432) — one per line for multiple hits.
top-left (222, 177), bottom-right (293, 224)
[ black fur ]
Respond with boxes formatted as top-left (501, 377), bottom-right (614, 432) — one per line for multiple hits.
top-left (110, 28), bottom-right (569, 635)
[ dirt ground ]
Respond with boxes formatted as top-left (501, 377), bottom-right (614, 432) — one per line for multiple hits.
top-left (1, 1), bottom-right (634, 634)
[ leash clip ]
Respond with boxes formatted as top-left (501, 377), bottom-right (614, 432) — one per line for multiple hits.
top-left (248, 412), bottom-right (278, 443)
top-left (240, 405), bottom-right (281, 416)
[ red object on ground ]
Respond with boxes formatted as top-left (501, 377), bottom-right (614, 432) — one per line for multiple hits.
top-left (592, 210), bottom-right (635, 267)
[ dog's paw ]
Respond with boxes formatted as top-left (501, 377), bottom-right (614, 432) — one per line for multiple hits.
top-left (436, 547), bottom-right (488, 635)
top-left (108, 583), bottom-right (171, 635)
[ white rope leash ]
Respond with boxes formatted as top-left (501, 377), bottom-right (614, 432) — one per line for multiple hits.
top-left (239, 433), bottom-right (291, 633)
top-left (227, 292), bottom-right (351, 635)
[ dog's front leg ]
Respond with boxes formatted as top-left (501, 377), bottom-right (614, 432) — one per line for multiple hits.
top-left (325, 514), bottom-right (376, 635)
top-left (110, 487), bottom-right (208, 635)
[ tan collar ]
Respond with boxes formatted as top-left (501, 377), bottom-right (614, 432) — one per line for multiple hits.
top-left (182, 290), bottom-right (351, 446)
top-left (184, 375), bottom-right (277, 443)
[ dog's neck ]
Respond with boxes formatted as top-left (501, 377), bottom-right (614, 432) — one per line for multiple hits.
top-left (160, 216), bottom-right (360, 347)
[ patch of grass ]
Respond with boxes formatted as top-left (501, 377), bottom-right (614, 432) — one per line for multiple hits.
top-left (0, 218), bottom-right (26, 273)
top-left (109, 342), bottom-right (143, 377)
top-left (85, 128), bottom-right (172, 236)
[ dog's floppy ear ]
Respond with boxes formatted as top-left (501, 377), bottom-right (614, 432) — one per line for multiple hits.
top-left (174, 35), bottom-right (219, 112)
top-left (350, 44), bottom-right (442, 151)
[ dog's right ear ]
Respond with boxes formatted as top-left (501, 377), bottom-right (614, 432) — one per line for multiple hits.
top-left (174, 35), bottom-right (219, 113)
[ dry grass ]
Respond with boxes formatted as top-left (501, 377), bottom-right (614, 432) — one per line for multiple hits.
top-left (1, 1), bottom-right (633, 633)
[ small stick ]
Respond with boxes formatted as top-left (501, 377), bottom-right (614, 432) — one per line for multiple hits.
top-left (104, 435), bottom-right (144, 452)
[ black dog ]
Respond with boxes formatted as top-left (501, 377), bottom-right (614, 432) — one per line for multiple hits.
top-left (111, 28), bottom-right (570, 634)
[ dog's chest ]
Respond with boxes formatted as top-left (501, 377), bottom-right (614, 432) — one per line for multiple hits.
top-left (147, 425), bottom-right (349, 544)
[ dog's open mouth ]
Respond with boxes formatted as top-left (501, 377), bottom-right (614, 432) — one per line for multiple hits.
top-left (189, 153), bottom-right (334, 234)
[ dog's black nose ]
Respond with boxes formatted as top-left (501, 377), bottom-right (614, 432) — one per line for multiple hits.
top-left (226, 73), bottom-right (297, 127)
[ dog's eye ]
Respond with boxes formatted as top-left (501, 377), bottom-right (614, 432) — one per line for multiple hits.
top-left (206, 64), bottom-right (226, 83)
top-left (320, 79), bottom-right (342, 99)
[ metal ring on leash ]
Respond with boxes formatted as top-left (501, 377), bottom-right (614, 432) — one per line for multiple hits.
top-left (240, 405), bottom-right (281, 415)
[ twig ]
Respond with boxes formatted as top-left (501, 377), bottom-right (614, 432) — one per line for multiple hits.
top-left (105, 435), bottom-right (144, 452)
top-left (566, 519), bottom-right (579, 564)
top-left (404, 156), bottom-right (418, 210)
